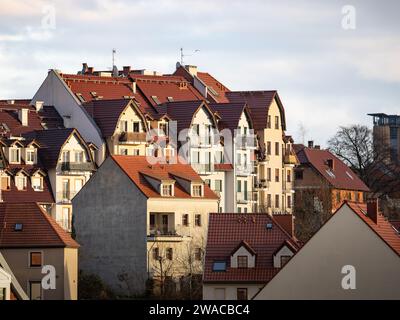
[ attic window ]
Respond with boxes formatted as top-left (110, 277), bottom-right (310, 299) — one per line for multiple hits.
top-left (207, 86), bottom-right (219, 96)
top-left (0, 123), bottom-right (10, 133)
top-left (167, 96), bottom-right (174, 102)
top-left (14, 223), bottom-right (23, 231)
top-left (76, 93), bottom-right (85, 103)
top-left (161, 184), bottom-right (173, 197)
top-left (326, 170), bottom-right (336, 178)
top-left (90, 91), bottom-right (97, 98)
top-left (212, 261), bottom-right (227, 272)
top-left (266, 223), bottom-right (273, 230)
top-left (192, 184), bottom-right (203, 197)
top-left (151, 96), bottom-right (161, 105)
top-left (346, 171), bottom-right (354, 180)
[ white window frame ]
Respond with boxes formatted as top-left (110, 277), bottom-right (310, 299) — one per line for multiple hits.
top-left (15, 175), bottom-right (27, 191)
top-left (10, 148), bottom-right (20, 163)
top-left (26, 149), bottom-right (36, 164)
top-left (32, 175), bottom-right (43, 191)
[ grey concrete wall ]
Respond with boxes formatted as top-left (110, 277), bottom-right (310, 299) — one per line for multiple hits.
top-left (73, 157), bottom-right (148, 296)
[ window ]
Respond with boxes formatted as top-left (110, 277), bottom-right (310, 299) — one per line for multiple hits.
top-left (195, 214), bottom-right (201, 227)
top-left (29, 281), bottom-right (42, 300)
top-left (192, 185), bottom-right (202, 197)
top-left (152, 247), bottom-right (159, 260)
top-left (120, 120), bottom-right (128, 132)
top-left (62, 207), bottom-right (71, 231)
top-left (275, 142), bottom-right (280, 156)
top-left (205, 179), bottom-right (211, 187)
top-left (295, 170), bottom-right (303, 180)
top-left (215, 180), bottom-right (222, 192)
top-left (159, 122), bottom-right (168, 135)
top-left (26, 150), bottom-right (35, 163)
top-left (195, 248), bottom-right (202, 261)
top-left (162, 184), bottom-right (173, 196)
top-left (267, 142), bottom-right (271, 155)
top-left (275, 116), bottom-right (279, 129)
top-left (267, 194), bottom-right (271, 208)
top-left (214, 288), bottom-right (226, 300)
top-left (192, 151), bottom-right (200, 164)
top-left (151, 95), bottom-right (161, 105)
top-left (267, 115), bottom-right (271, 129)
top-left (267, 168), bottom-right (271, 181)
top-left (237, 256), bottom-right (248, 268)
top-left (15, 175), bottom-right (27, 191)
top-left (182, 214), bottom-right (189, 226)
top-left (120, 148), bottom-right (128, 155)
top-left (62, 179), bottom-right (69, 198)
top-left (62, 151), bottom-right (70, 163)
top-left (75, 179), bottom-right (83, 192)
top-left (133, 149), bottom-right (140, 156)
top-left (30, 252), bottom-right (42, 267)
top-left (10, 148), bottom-right (20, 163)
top-left (166, 248), bottom-right (173, 260)
top-left (287, 195), bottom-right (292, 208)
top-left (275, 194), bottom-right (280, 208)
top-left (192, 124), bottom-right (200, 136)
top-left (287, 169), bottom-right (291, 182)
top-left (0, 288), bottom-right (5, 300)
top-left (275, 168), bottom-right (280, 182)
top-left (212, 261), bottom-right (227, 272)
top-left (14, 223), bottom-right (23, 231)
top-left (215, 151), bottom-right (224, 164)
top-left (238, 207), bottom-right (242, 213)
top-left (32, 176), bottom-right (43, 191)
top-left (133, 122), bottom-right (140, 133)
top-left (237, 288), bottom-right (248, 300)
top-left (281, 255), bottom-right (291, 267)
top-left (74, 151), bottom-right (83, 163)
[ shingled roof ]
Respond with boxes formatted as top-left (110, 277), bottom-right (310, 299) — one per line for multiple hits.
top-left (209, 102), bottom-right (253, 133)
top-left (111, 155), bottom-right (218, 200)
top-left (296, 146), bottom-right (370, 192)
top-left (0, 103), bottom-right (43, 137)
top-left (204, 213), bottom-right (299, 283)
top-left (197, 72), bottom-right (230, 103)
top-left (0, 202), bottom-right (79, 248)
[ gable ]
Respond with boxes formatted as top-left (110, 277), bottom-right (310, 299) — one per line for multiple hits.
top-left (254, 205), bottom-right (400, 299)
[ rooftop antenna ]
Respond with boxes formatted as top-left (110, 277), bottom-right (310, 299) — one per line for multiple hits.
top-left (180, 48), bottom-right (200, 65)
top-left (112, 48), bottom-right (116, 68)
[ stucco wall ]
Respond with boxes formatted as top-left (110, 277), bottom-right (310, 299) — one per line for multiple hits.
top-left (73, 157), bottom-right (148, 296)
top-left (255, 205), bottom-right (400, 299)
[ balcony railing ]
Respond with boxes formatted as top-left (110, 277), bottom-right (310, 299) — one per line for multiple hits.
top-left (59, 162), bottom-right (95, 172)
top-left (119, 131), bottom-right (147, 143)
top-left (191, 163), bottom-right (214, 174)
top-left (236, 135), bottom-right (257, 150)
top-left (236, 164), bottom-right (255, 176)
top-left (57, 190), bottom-right (79, 203)
top-left (190, 135), bottom-right (213, 147)
top-left (254, 179), bottom-right (269, 189)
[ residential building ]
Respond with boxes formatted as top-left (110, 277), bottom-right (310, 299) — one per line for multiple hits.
top-left (26, 128), bottom-right (96, 232)
top-left (0, 265), bottom-right (11, 300)
top-left (254, 200), bottom-right (400, 299)
top-left (0, 251), bottom-right (28, 300)
top-left (368, 113), bottom-right (400, 164)
top-left (0, 202), bottom-right (79, 300)
top-left (203, 213), bottom-right (298, 300)
top-left (73, 156), bottom-right (218, 296)
top-left (226, 90), bottom-right (297, 214)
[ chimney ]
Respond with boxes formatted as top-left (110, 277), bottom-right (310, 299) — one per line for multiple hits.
top-left (314, 145), bottom-right (320, 150)
top-left (367, 198), bottom-right (379, 224)
top-left (112, 65), bottom-right (118, 77)
top-left (308, 140), bottom-right (314, 148)
top-left (123, 66), bottom-right (131, 76)
top-left (18, 108), bottom-right (29, 126)
top-left (35, 101), bottom-right (44, 112)
top-left (87, 67), bottom-right (94, 75)
top-left (7, 99), bottom-right (15, 105)
top-left (132, 79), bottom-right (137, 94)
top-left (82, 63), bottom-right (88, 74)
top-left (326, 158), bottom-right (334, 170)
top-left (272, 214), bottom-right (294, 237)
top-left (185, 65), bottom-right (198, 76)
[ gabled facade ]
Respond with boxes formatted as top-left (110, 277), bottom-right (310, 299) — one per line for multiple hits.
top-left (73, 156), bottom-right (218, 296)
top-left (203, 213), bottom-right (298, 300)
top-left (254, 200), bottom-right (400, 300)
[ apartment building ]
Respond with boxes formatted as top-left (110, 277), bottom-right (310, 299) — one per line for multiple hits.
top-left (226, 91), bottom-right (297, 214)
top-left (254, 200), bottom-right (400, 299)
top-left (73, 156), bottom-right (218, 296)
top-left (0, 202), bottom-right (79, 300)
top-left (203, 213), bottom-right (298, 300)
top-left (368, 113), bottom-right (400, 164)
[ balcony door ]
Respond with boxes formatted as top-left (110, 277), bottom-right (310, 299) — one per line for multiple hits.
top-left (162, 215), bottom-right (168, 234)
top-left (62, 179), bottom-right (70, 199)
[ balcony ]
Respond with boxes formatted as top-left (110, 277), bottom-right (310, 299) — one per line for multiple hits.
top-left (59, 162), bottom-right (95, 172)
top-left (254, 179), bottom-right (269, 189)
top-left (191, 163), bottom-right (214, 174)
top-left (57, 190), bottom-right (78, 203)
top-left (283, 154), bottom-right (297, 165)
top-left (236, 164), bottom-right (255, 176)
top-left (119, 131), bottom-right (147, 144)
top-left (190, 135), bottom-right (213, 148)
top-left (236, 135), bottom-right (257, 150)
top-left (237, 191), bottom-right (254, 203)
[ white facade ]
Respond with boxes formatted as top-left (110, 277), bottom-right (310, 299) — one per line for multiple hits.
top-left (0, 266), bottom-right (11, 300)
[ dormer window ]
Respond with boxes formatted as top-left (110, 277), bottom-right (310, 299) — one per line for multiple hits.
top-left (74, 151), bottom-right (84, 163)
top-left (237, 256), bottom-right (248, 268)
top-left (158, 122), bottom-right (168, 136)
top-left (26, 149), bottom-right (36, 164)
top-left (15, 175), bottom-right (27, 191)
top-left (133, 121), bottom-right (140, 133)
top-left (161, 184), bottom-right (173, 197)
top-left (0, 175), bottom-right (10, 191)
top-left (62, 151), bottom-right (70, 163)
top-left (120, 120), bottom-right (128, 132)
top-left (32, 176), bottom-right (43, 192)
top-left (10, 148), bottom-right (20, 163)
top-left (192, 184), bottom-right (203, 197)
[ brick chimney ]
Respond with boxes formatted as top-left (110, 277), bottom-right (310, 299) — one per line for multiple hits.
top-left (308, 140), bottom-right (314, 148)
top-left (326, 158), bottom-right (334, 170)
top-left (123, 66), bottom-right (131, 76)
top-left (367, 198), bottom-right (378, 224)
top-left (87, 67), bottom-right (94, 75)
top-left (272, 214), bottom-right (294, 237)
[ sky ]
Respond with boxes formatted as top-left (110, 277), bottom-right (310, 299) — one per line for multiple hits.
top-left (0, 0), bottom-right (399, 146)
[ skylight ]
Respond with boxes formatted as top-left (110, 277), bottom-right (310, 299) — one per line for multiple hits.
top-left (346, 171), bottom-right (354, 180)
top-left (14, 223), bottom-right (23, 231)
top-left (167, 96), bottom-right (174, 102)
top-left (212, 261), bottom-right (227, 272)
top-left (151, 96), bottom-right (161, 105)
top-left (266, 223), bottom-right (273, 230)
top-left (325, 170), bottom-right (336, 178)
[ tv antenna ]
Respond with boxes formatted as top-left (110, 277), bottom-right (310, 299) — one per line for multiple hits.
top-left (180, 48), bottom-right (200, 65)
top-left (112, 48), bottom-right (116, 67)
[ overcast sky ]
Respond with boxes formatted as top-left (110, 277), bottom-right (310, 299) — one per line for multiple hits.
top-left (1, 0), bottom-right (399, 146)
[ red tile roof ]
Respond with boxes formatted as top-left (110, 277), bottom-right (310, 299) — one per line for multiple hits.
top-left (0, 103), bottom-right (43, 137)
top-left (204, 213), bottom-right (299, 283)
top-left (226, 91), bottom-right (286, 131)
top-left (196, 72), bottom-right (230, 103)
top-left (111, 155), bottom-right (218, 199)
top-left (0, 202), bottom-right (79, 248)
top-left (391, 220), bottom-right (400, 233)
top-left (346, 202), bottom-right (400, 256)
top-left (296, 147), bottom-right (370, 192)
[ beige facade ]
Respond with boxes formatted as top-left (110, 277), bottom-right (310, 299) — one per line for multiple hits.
top-left (254, 203), bottom-right (400, 300)
top-left (1, 247), bottom-right (78, 300)
top-left (0, 266), bottom-right (11, 300)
